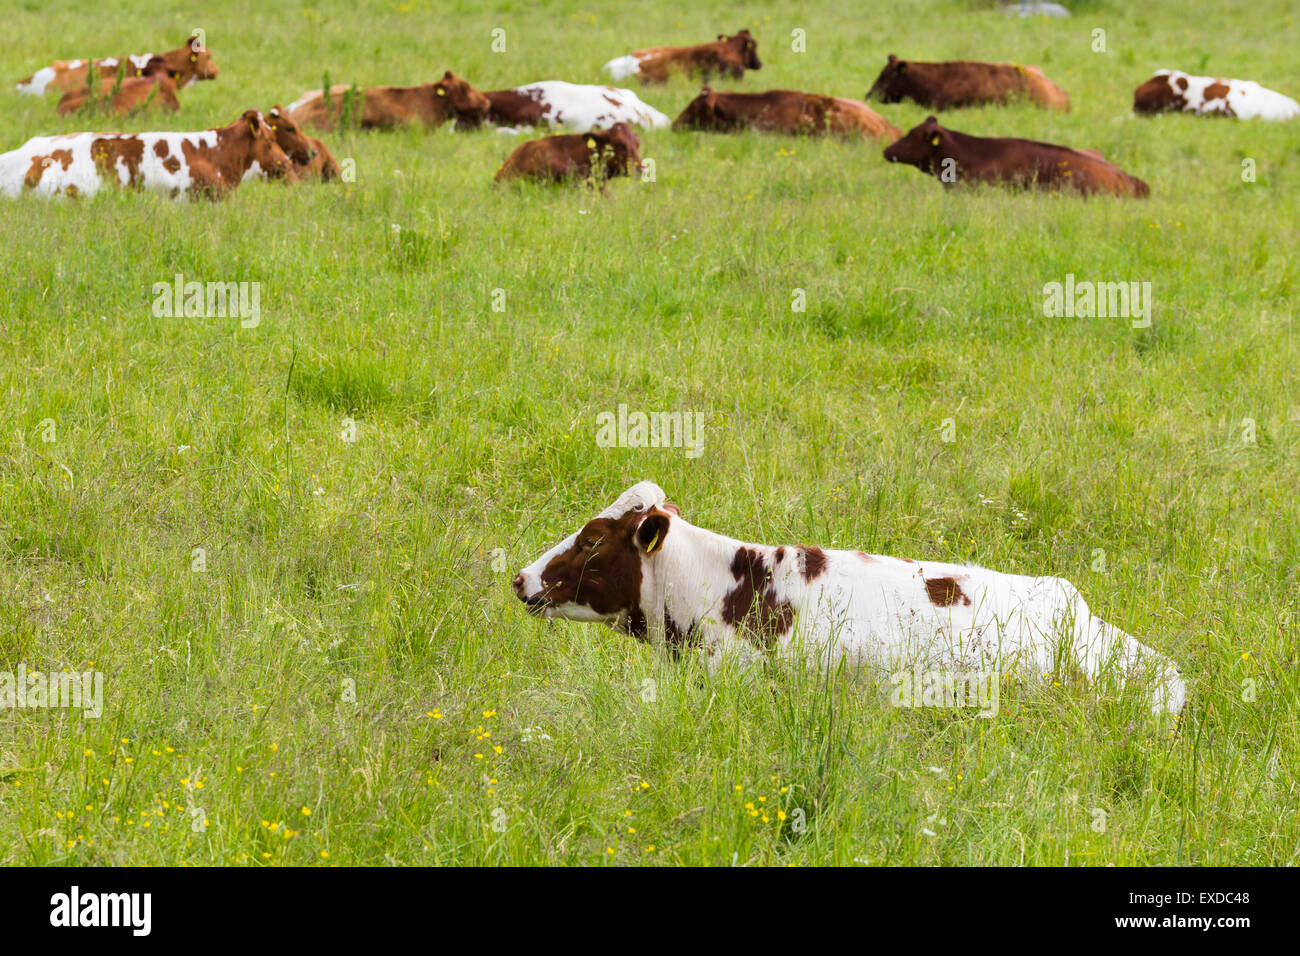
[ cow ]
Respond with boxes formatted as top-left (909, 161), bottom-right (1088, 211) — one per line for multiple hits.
top-left (494, 122), bottom-right (642, 185)
top-left (1133, 70), bottom-right (1300, 120)
top-left (673, 87), bottom-right (901, 141)
top-left (264, 106), bottom-right (339, 181)
top-left (286, 71), bottom-right (490, 131)
top-left (867, 55), bottom-right (1070, 111)
top-left (0, 110), bottom-right (294, 199)
top-left (602, 29), bottom-right (762, 84)
top-left (486, 82), bottom-right (670, 133)
top-left (298, 135), bottom-right (342, 180)
top-left (883, 116), bottom-right (1149, 198)
top-left (265, 105), bottom-right (320, 169)
top-left (16, 33), bottom-right (218, 96)
top-left (55, 60), bottom-right (181, 116)
top-left (513, 481), bottom-right (1186, 715)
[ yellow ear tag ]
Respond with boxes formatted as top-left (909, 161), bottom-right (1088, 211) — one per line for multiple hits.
top-left (190, 54), bottom-right (197, 62)
top-left (930, 134), bottom-right (941, 146)
top-left (644, 528), bottom-right (661, 553)
top-left (435, 87), bottom-right (445, 95)
top-left (250, 120), bottom-right (258, 133)
top-left (586, 137), bottom-right (597, 148)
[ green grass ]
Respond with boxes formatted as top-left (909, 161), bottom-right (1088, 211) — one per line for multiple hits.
top-left (0, 0), bottom-right (1298, 866)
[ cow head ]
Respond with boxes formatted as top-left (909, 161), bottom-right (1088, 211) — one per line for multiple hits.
top-left (514, 481), bottom-right (677, 623)
top-left (314, 142), bottom-right (343, 181)
top-left (266, 105), bottom-right (318, 164)
top-left (883, 115), bottom-right (947, 172)
top-left (433, 70), bottom-right (491, 127)
top-left (721, 29), bottom-right (762, 71)
top-left (138, 55), bottom-right (170, 78)
top-left (867, 54), bottom-right (911, 103)
top-left (1133, 70), bottom-right (1186, 114)
top-left (673, 86), bottom-right (727, 131)
top-left (591, 122), bottom-right (643, 177)
top-left (185, 33), bottom-right (218, 80)
top-left (240, 110), bottom-right (294, 179)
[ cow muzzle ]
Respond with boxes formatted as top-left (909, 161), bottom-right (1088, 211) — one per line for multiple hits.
top-left (512, 573), bottom-right (549, 614)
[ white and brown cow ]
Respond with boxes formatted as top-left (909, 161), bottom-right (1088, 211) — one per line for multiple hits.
top-left (515, 482), bottom-right (1186, 714)
top-left (0, 110), bottom-right (295, 199)
top-left (486, 82), bottom-right (670, 133)
top-left (602, 29), bottom-right (762, 84)
top-left (16, 34), bottom-right (218, 96)
top-left (1133, 70), bottom-right (1299, 120)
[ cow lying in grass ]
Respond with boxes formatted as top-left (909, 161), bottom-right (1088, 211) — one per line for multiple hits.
top-left (884, 116), bottom-right (1149, 197)
top-left (264, 106), bottom-right (340, 181)
top-left (16, 33), bottom-right (217, 96)
top-left (486, 81), bottom-right (670, 133)
top-left (867, 55), bottom-right (1070, 111)
top-left (0, 110), bottom-right (299, 198)
top-left (287, 71), bottom-right (490, 131)
top-left (56, 58), bottom-right (180, 116)
top-left (673, 87), bottom-right (901, 140)
top-left (494, 123), bottom-right (642, 185)
top-left (602, 29), bottom-right (762, 84)
top-left (514, 482), bottom-right (1186, 714)
top-left (1133, 70), bottom-right (1300, 120)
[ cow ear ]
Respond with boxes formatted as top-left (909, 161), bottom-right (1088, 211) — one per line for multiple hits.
top-left (635, 509), bottom-right (671, 554)
top-left (888, 53), bottom-right (898, 64)
top-left (897, 60), bottom-right (907, 72)
top-left (717, 33), bottom-right (726, 40)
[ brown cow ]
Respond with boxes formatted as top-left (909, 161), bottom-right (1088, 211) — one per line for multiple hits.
top-left (17, 34), bottom-right (218, 96)
top-left (286, 71), bottom-right (490, 131)
top-left (672, 87), bottom-right (901, 140)
top-left (56, 59), bottom-right (180, 116)
top-left (265, 106), bottom-right (318, 165)
top-left (882, 116), bottom-right (1148, 198)
top-left (867, 55), bottom-right (1070, 111)
top-left (494, 123), bottom-right (642, 185)
top-left (602, 29), bottom-right (762, 84)
top-left (299, 137), bottom-right (342, 180)
top-left (266, 106), bottom-right (340, 181)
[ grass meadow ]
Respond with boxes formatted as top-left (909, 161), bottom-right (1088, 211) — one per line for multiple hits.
top-left (0, 0), bottom-right (1297, 866)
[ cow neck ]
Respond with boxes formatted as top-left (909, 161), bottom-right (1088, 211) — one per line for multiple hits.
top-left (643, 518), bottom-right (752, 626)
top-left (207, 121), bottom-right (260, 181)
